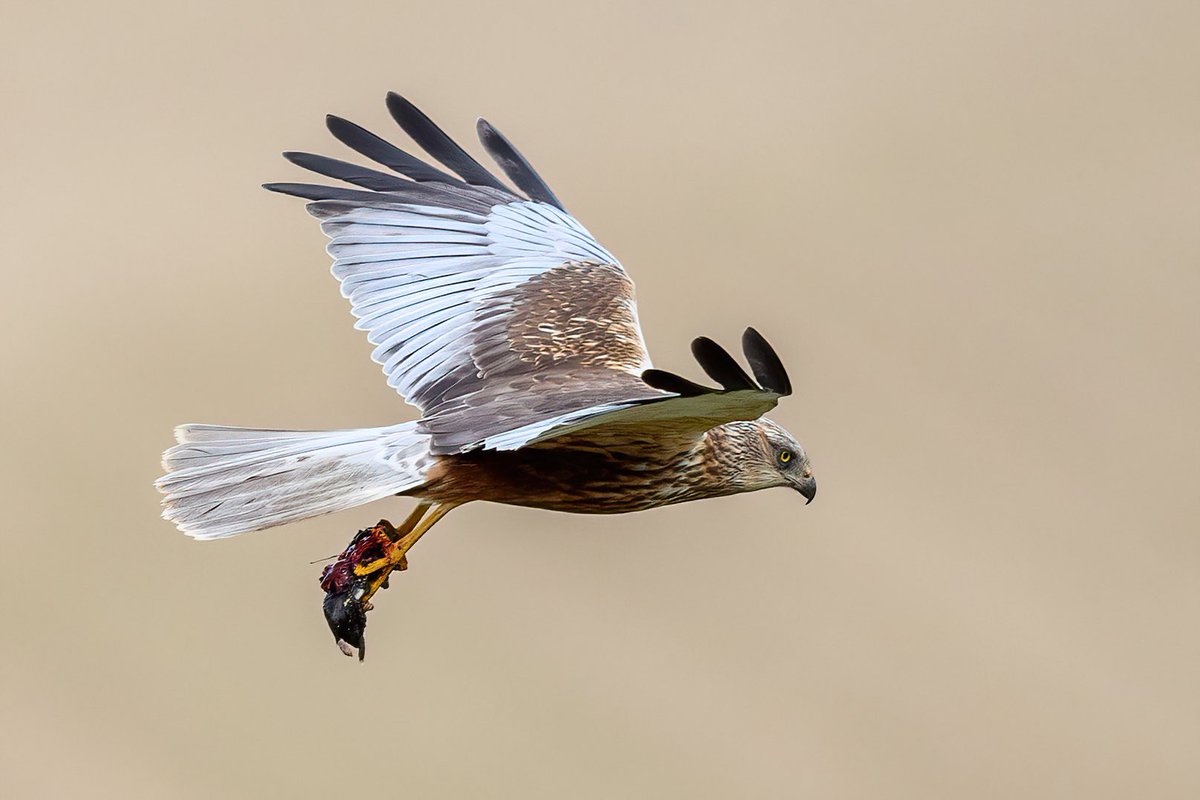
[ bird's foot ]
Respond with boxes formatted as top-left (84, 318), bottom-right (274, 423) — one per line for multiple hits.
top-left (319, 520), bottom-right (409, 661)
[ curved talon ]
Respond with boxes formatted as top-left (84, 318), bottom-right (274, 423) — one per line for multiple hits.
top-left (353, 555), bottom-right (394, 577)
top-left (360, 558), bottom-right (401, 605)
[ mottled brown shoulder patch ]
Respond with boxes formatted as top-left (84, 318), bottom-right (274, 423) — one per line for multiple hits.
top-left (505, 261), bottom-right (648, 372)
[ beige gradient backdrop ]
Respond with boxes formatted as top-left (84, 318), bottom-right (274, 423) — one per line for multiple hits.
top-left (2, 1), bottom-right (1197, 797)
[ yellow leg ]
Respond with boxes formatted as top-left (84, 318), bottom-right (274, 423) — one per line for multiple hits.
top-left (355, 503), bottom-right (457, 606)
top-left (354, 502), bottom-right (430, 577)
top-left (395, 503), bottom-right (456, 554)
top-left (392, 502), bottom-right (433, 538)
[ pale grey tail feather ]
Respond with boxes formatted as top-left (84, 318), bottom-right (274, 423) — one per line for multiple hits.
top-left (157, 422), bottom-right (431, 541)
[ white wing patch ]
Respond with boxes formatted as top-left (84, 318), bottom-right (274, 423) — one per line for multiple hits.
top-left (320, 200), bottom-right (640, 412)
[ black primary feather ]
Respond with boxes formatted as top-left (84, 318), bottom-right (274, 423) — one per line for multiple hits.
top-left (262, 182), bottom-right (399, 203)
top-left (325, 115), bottom-right (464, 185)
top-left (476, 119), bottom-right (565, 210)
top-left (282, 152), bottom-right (411, 192)
top-left (264, 181), bottom-right (498, 215)
top-left (691, 337), bottom-right (758, 392)
top-left (741, 327), bottom-right (792, 396)
top-left (641, 369), bottom-right (715, 397)
top-left (386, 93), bottom-right (510, 191)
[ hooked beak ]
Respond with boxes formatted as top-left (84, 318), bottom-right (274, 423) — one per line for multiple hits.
top-left (796, 476), bottom-right (817, 505)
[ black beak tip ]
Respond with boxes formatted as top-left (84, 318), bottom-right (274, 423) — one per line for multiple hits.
top-left (799, 480), bottom-right (817, 505)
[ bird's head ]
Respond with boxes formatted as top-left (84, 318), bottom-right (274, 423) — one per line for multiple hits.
top-left (721, 418), bottom-right (816, 503)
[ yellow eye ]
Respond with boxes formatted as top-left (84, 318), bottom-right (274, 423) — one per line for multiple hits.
top-left (779, 450), bottom-right (792, 464)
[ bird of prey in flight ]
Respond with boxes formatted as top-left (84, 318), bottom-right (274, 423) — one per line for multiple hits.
top-left (157, 92), bottom-right (816, 659)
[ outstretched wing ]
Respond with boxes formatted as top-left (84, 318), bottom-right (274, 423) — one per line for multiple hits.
top-left (269, 94), bottom-right (792, 454)
top-left (269, 93), bottom-right (664, 452)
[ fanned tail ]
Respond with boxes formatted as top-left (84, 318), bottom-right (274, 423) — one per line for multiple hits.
top-left (156, 422), bottom-right (430, 540)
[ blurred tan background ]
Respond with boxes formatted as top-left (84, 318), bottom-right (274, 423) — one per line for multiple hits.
top-left (2, 1), bottom-right (1197, 797)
